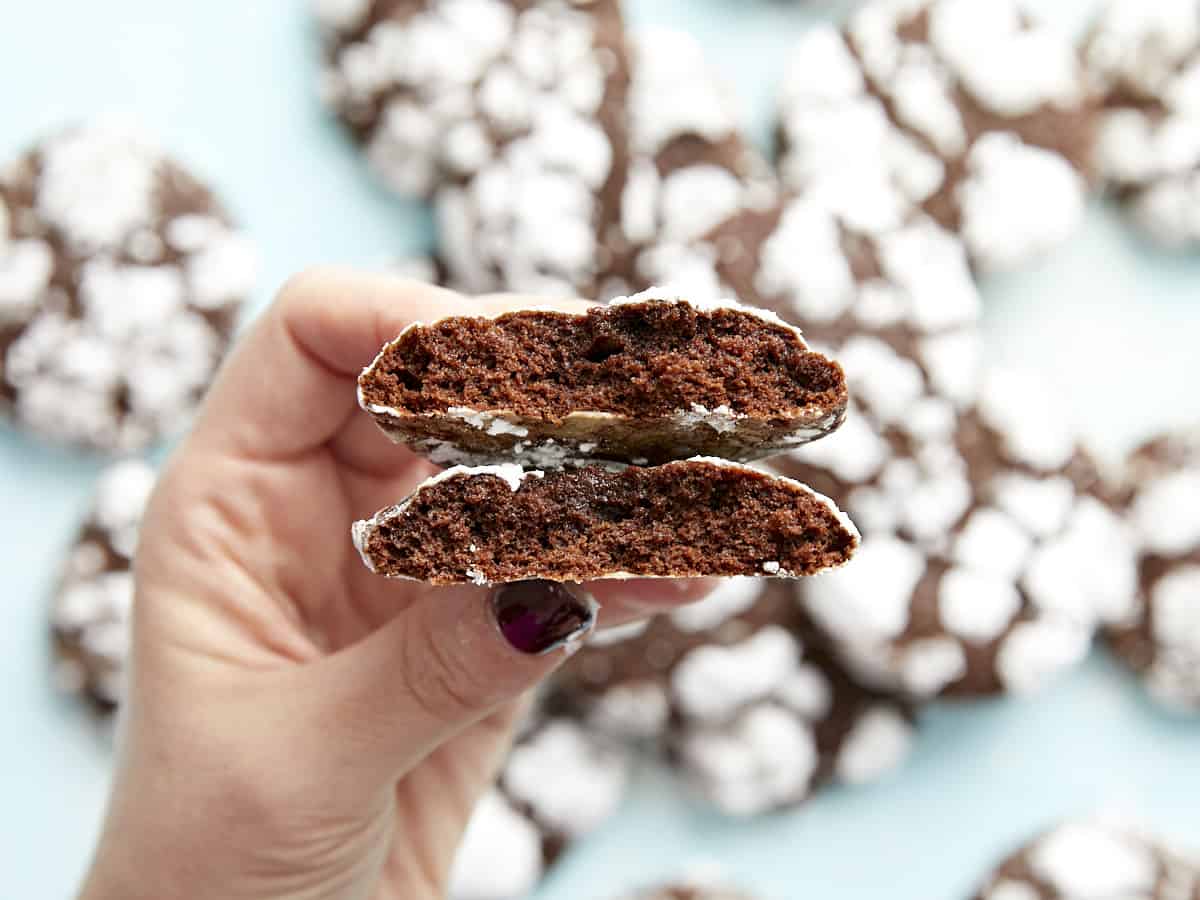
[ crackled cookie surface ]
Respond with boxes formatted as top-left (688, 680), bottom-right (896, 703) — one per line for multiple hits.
top-left (358, 292), bottom-right (847, 467)
top-left (0, 124), bottom-right (253, 451)
top-left (972, 819), bottom-right (1200, 900)
top-left (1108, 428), bottom-right (1200, 710)
top-left (776, 0), bottom-right (1096, 271)
top-left (1086, 0), bottom-right (1200, 247)
top-left (353, 460), bottom-right (858, 585)
top-left (449, 715), bottom-right (630, 900)
top-left (550, 578), bottom-right (914, 816)
top-left (50, 460), bottom-right (156, 716)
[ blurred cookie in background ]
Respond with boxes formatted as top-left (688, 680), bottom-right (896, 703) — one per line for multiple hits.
top-left (51, 460), bottom-right (156, 717)
top-left (434, 25), bottom-right (775, 299)
top-left (788, 369), bottom-right (1139, 699)
top-left (0, 123), bottom-right (253, 452)
top-left (1108, 428), bottom-right (1200, 711)
top-left (616, 882), bottom-right (757, 900)
top-left (972, 818), bottom-right (1200, 899)
top-left (449, 714), bottom-right (630, 900)
top-left (550, 578), bottom-right (916, 817)
top-left (316, 0), bottom-right (631, 298)
top-left (1085, 0), bottom-right (1200, 248)
top-left (776, 0), bottom-right (1097, 272)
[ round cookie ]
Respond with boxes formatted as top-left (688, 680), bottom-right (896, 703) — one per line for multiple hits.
top-left (449, 714), bottom-right (630, 900)
top-left (550, 578), bottom-right (916, 817)
top-left (776, 1), bottom-right (1097, 272)
top-left (652, 191), bottom-right (1138, 697)
top-left (0, 124), bottom-right (253, 452)
top-left (1085, 0), bottom-right (1200, 248)
top-left (1108, 428), bottom-right (1200, 711)
top-left (972, 819), bottom-right (1200, 900)
top-left (51, 459), bottom-right (156, 715)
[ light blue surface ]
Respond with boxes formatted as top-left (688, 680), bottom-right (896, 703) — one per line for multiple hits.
top-left (1, 2), bottom-right (1197, 898)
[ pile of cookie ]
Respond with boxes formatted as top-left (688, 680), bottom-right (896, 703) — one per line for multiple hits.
top-left (10, 0), bottom-right (1196, 897)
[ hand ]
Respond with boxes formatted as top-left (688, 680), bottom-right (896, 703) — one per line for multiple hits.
top-left (80, 270), bottom-right (712, 900)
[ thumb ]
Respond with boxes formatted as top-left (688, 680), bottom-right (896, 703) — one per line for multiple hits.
top-left (297, 580), bottom-right (597, 787)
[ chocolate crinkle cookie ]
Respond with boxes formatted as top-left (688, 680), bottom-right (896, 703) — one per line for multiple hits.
top-left (972, 818), bottom-right (1200, 900)
top-left (1085, 0), bottom-right (1200, 248)
top-left (1108, 428), bottom-right (1200, 711)
top-left (776, 0), bottom-right (1097, 272)
top-left (615, 884), bottom-right (758, 900)
top-left (788, 369), bottom-right (1139, 699)
top-left (357, 292), bottom-right (848, 468)
top-left (352, 460), bottom-right (859, 585)
top-left (449, 714), bottom-right (630, 900)
top-left (548, 578), bottom-right (915, 816)
top-left (50, 459), bottom-right (156, 716)
top-left (0, 123), bottom-right (253, 452)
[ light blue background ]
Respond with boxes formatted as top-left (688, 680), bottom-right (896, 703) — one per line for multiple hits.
top-left (1, 2), bottom-right (1197, 898)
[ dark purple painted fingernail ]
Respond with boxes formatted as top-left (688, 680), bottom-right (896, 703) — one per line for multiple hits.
top-left (490, 581), bottom-right (597, 655)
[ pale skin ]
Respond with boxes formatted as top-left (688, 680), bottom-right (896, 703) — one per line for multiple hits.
top-left (80, 270), bottom-right (713, 900)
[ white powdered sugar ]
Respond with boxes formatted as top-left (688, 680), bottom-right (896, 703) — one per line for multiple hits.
top-left (670, 577), bottom-right (764, 633)
top-left (1131, 469), bottom-right (1200, 555)
top-left (0, 124), bottom-right (252, 451)
top-left (52, 460), bottom-right (157, 711)
top-left (835, 706), bottom-right (915, 784)
top-left (957, 133), bottom-right (1086, 273)
top-left (503, 719), bottom-right (629, 837)
top-left (447, 789), bottom-right (545, 900)
top-left (672, 627), bottom-right (799, 723)
top-left (676, 703), bottom-right (819, 817)
top-left (1029, 821), bottom-right (1160, 896)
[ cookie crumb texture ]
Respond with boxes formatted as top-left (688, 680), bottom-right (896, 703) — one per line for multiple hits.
top-left (50, 460), bottom-right (156, 716)
top-left (1109, 429), bottom-right (1200, 711)
top-left (358, 294), bottom-right (847, 467)
top-left (972, 819), bottom-right (1200, 900)
top-left (0, 123), bottom-right (253, 451)
top-left (354, 460), bottom-right (858, 584)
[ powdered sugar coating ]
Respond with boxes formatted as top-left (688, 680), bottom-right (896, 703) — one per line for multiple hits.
top-left (1109, 429), bottom-right (1200, 710)
top-left (450, 714), bottom-right (631, 900)
top-left (1087, 0), bottom-right (1200, 247)
top-left (0, 124), bottom-right (252, 451)
top-left (51, 460), bottom-right (157, 714)
top-left (551, 579), bottom-right (914, 817)
top-left (972, 818), bottom-right (1200, 900)
top-left (778, 0), bottom-right (1095, 271)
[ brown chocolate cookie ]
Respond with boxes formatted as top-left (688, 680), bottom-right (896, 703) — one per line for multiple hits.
top-left (972, 819), bottom-right (1200, 900)
top-left (616, 885), bottom-right (757, 900)
top-left (50, 460), bottom-right (156, 716)
top-left (449, 714), bottom-right (630, 900)
top-left (357, 293), bottom-right (848, 468)
top-left (352, 459), bottom-right (859, 585)
top-left (1107, 428), bottom-right (1200, 711)
top-left (0, 124), bottom-right (253, 451)
top-left (550, 579), bottom-right (915, 816)
top-left (1085, 0), bottom-right (1200, 247)
top-left (776, 1), bottom-right (1097, 272)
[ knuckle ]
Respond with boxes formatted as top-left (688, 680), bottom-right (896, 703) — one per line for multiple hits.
top-left (399, 613), bottom-right (493, 726)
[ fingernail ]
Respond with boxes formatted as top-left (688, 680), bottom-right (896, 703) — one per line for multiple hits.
top-left (490, 581), bottom-right (598, 656)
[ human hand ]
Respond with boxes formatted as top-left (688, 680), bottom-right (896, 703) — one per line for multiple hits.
top-left (80, 270), bottom-right (713, 900)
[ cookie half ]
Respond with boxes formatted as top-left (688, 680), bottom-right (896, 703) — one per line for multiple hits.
top-left (972, 819), bottom-right (1200, 900)
top-left (1108, 428), bottom-right (1200, 711)
top-left (449, 714), bottom-right (630, 900)
top-left (357, 291), bottom-right (848, 468)
top-left (0, 123), bottom-right (253, 451)
top-left (550, 578), bottom-right (915, 816)
top-left (1085, 0), bottom-right (1200, 247)
top-left (352, 460), bottom-right (859, 585)
top-left (51, 459), bottom-right (156, 716)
